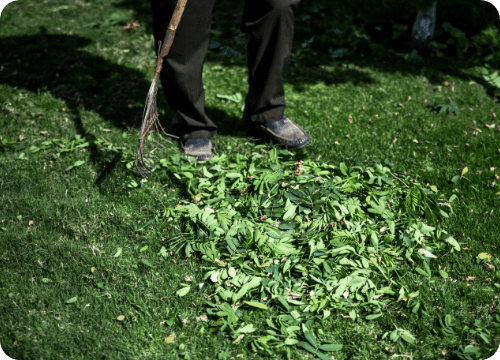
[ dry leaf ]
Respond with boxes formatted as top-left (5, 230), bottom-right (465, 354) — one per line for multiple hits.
top-left (196, 314), bottom-right (208, 322)
top-left (334, 141), bottom-right (340, 145)
top-left (117, 315), bottom-right (125, 321)
top-left (233, 334), bottom-right (245, 344)
top-left (398, 103), bottom-right (404, 107)
top-left (345, 134), bottom-right (350, 138)
top-left (199, 282), bottom-right (204, 289)
top-left (237, 354), bottom-right (244, 358)
top-left (424, 99), bottom-right (428, 103)
top-left (408, 96), bottom-right (412, 100)
top-left (122, 21), bottom-right (140, 30)
top-left (193, 193), bottom-right (203, 204)
top-left (443, 81), bottom-right (451, 86)
top-left (19, 135), bottom-right (24, 141)
top-left (462, 276), bottom-right (477, 281)
top-left (210, 272), bottom-right (219, 283)
top-left (39, 131), bottom-right (48, 135)
top-left (185, 275), bottom-right (194, 282)
top-left (375, 114), bottom-right (379, 119)
top-left (393, 137), bottom-right (397, 143)
top-left (28, 220), bottom-right (34, 226)
top-left (348, 114), bottom-right (353, 123)
top-left (486, 264), bottom-right (495, 271)
top-left (490, 299), bottom-right (496, 311)
top-left (181, 318), bottom-right (190, 324)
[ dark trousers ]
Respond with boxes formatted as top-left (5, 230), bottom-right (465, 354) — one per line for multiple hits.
top-left (150, 0), bottom-right (301, 141)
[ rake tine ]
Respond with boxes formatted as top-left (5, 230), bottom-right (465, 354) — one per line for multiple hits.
top-left (152, 140), bottom-right (166, 150)
top-left (134, 0), bottom-right (187, 179)
top-left (136, 163), bottom-right (151, 179)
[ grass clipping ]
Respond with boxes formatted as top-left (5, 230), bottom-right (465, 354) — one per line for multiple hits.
top-left (160, 144), bottom-right (458, 356)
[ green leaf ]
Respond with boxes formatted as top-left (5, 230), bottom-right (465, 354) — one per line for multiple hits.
top-left (158, 246), bottom-right (168, 257)
top-left (283, 204), bottom-right (297, 221)
top-left (113, 248), bottom-right (122, 257)
top-left (302, 324), bottom-right (318, 348)
top-left (401, 332), bottom-right (416, 344)
top-left (235, 324), bottom-right (256, 333)
top-left (65, 296), bottom-right (78, 304)
top-left (225, 173), bottom-right (243, 178)
top-left (243, 301), bottom-right (268, 310)
top-left (276, 296), bottom-right (290, 311)
top-left (74, 160), bottom-right (85, 167)
top-left (176, 286), bottom-right (191, 297)
top-left (439, 270), bottom-right (448, 278)
top-left (415, 267), bottom-right (431, 277)
top-left (442, 234), bottom-right (460, 251)
top-left (41, 278), bottom-right (52, 283)
top-left (339, 163), bottom-right (348, 175)
top-left (139, 245), bottom-right (148, 252)
top-left (315, 351), bottom-right (332, 360)
top-left (141, 259), bottom-right (154, 267)
top-left (366, 313), bottom-right (382, 320)
top-left (284, 338), bottom-right (299, 345)
top-left (296, 341), bottom-right (317, 354)
top-left (318, 343), bottom-right (343, 352)
top-left (451, 175), bottom-right (460, 183)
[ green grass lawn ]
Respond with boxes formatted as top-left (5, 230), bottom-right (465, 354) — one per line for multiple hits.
top-left (1, 0), bottom-right (500, 359)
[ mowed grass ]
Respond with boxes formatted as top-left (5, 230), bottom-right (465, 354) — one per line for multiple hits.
top-left (1, 0), bottom-right (500, 359)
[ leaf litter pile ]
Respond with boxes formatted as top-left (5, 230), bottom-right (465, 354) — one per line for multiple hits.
top-left (159, 143), bottom-right (459, 358)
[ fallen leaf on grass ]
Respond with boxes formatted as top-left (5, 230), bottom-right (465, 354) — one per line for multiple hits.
top-left (199, 283), bottom-right (204, 289)
top-left (210, 272), bottom-right (219, 283)
top-left (19, 135), bottom-right (24, 141)
top-left (39, 131), bottom-right (48, 135)
top-left (117, 315), bottom-right (125, 321)
top-left (233, 334), bottom-right (245, 344)
top-left (185, 275), bottom-right (194, 282)
top-left (334, 141), bottom-right (340, 145)
top-left (182, 318), bottom-right (190, 324)
top-left (486, 264), bottom-right (495, 271)
top-left (443, 81), bottom-right (451, 86)
top-left (122, 21), bottom-right (140, 30)
top-left (348, 114), bottom-right (353, 123)
top-left (393, 137), bottom-right (397, 143)
top-left (165, 333), bottom-right (176, 343)
top-left (462, 276), bottom-right (477, 281)
top-left (28, 220), bottom-right (34, 226)
top-left (196, 314), bottom-right (208, 322)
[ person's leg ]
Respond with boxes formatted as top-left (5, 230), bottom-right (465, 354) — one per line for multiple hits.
top-left (411, 0), bottom-right (438, 46)
top-left (240, 0), bottom-right (301, 126)
top-left (149, 0), bottom-right (217, 141)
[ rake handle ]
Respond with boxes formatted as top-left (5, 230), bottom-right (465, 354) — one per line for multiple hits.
top-left (153, 0), bottom-right (187, 81)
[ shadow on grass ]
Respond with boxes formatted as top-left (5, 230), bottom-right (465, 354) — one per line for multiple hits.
top-left (1, 0), bottom-right (499, 183)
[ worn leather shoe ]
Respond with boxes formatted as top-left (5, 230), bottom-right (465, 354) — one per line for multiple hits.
top-left (180, 139), bottom-right (217, 161)
top-left (245, 116), bottom-right (310, 150)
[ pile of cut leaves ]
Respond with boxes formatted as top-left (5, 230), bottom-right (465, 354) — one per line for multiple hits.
top-left (154, 144), bottom-right (459, 359)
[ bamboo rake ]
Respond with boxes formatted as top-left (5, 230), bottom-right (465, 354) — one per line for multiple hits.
top-left (134, 0), bottom-right (187, 179)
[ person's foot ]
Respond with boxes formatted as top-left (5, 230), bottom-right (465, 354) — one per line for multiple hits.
top-left (179, 139), bottom-right (217, 161)
top-left (244, 116), bottom-right (310, 150)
